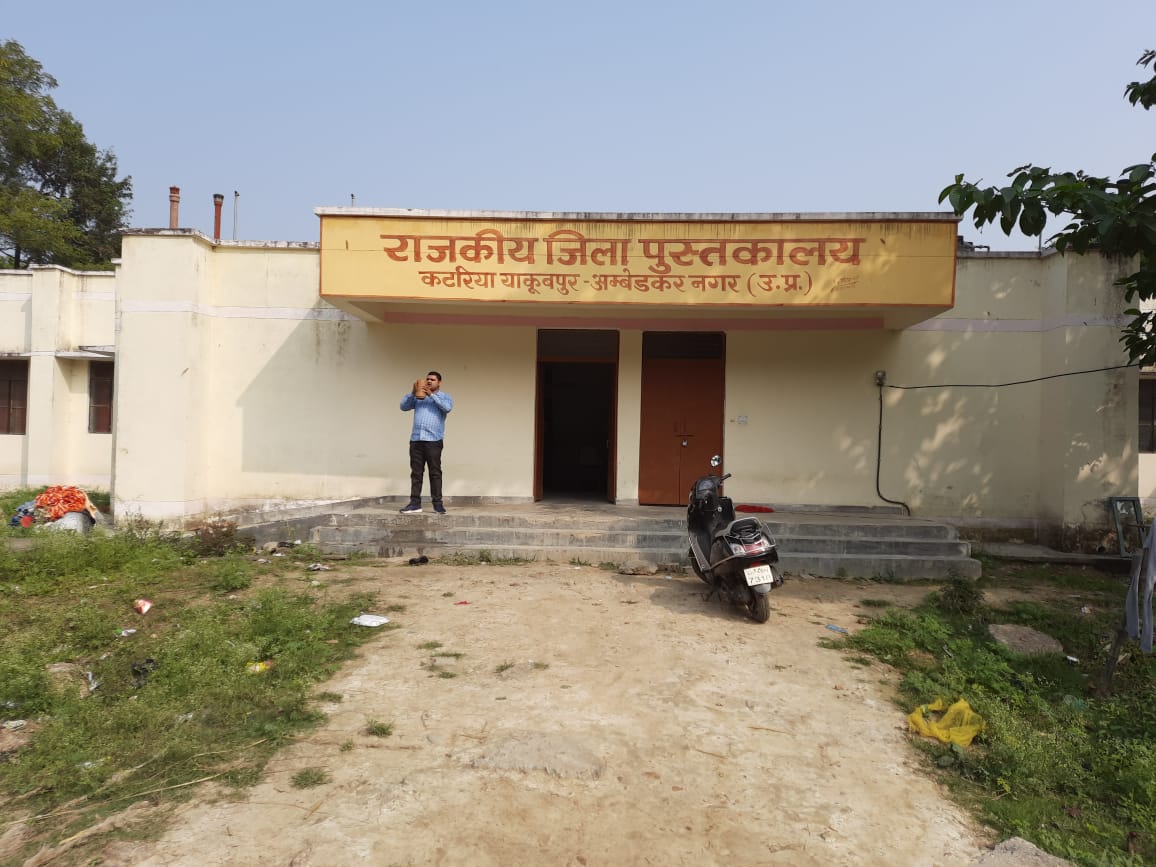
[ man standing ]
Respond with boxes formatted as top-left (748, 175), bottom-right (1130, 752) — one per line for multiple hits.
top-left (399, 371), bottom-right (453, 514)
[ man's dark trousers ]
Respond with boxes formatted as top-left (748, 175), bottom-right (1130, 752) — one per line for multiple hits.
top-left (409, 439), bottom-right (444, 505)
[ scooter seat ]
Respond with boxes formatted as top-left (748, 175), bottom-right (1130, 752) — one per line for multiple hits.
top-left (713, 516), bottom-right (764, 539)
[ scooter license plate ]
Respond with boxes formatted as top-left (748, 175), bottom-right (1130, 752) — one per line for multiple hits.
top-left (744, 564), bottom-right (773, 586)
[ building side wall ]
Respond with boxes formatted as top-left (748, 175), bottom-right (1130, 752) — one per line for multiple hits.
top-left (1039, 254), bottom-right (1137, 545)
top-left (0, 267), bottom-right (115, 490)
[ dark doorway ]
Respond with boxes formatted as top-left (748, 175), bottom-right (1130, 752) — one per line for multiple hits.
top-left (638, 332), bottom-right (725, 505)
top-left (536, 330), bottom-right (618, 501)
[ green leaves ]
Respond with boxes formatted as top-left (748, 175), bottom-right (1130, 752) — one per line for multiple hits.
top-left (0, 40), bottom-right (131, 269)
top-left (942, 50), bottom-right (1156, 363)
top-left (1125, 49), bottom-right (1156, 108)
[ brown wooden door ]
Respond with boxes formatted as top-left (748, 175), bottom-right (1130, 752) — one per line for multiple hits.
top-left (638, 357), bottom-right (725, 505)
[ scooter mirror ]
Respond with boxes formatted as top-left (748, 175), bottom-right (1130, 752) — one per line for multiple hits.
top-left (710, 455), bottom-right (722, 467)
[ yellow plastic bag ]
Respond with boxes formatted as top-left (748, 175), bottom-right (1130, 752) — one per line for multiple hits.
top-left (907, 697), bottom-right (985, 746)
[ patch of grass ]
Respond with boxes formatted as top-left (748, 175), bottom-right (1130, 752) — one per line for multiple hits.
top-left (494, 661), bottom-right (515, 674)
top-left (835, 563), bottom-right (1156, 865)
top-left (932, 578), bottom-right (986, 617)
top-left (531, 661), bottom-right (549, 671)
top-left (316, 691), bottom-right (343, 703)
top-left (438, 550), bottom-right (531, 566)
top-left (417, 641), bottom-right (443, 650)
top-left (290, 767), bottom-right (330, 789)
top-left (364, 719), bottom-right (393, 737)
top-left (208, 561), bottom-right (253, 592)
top-left (421, 647), bottom-right (462, 679)
top-left (340, 739), bottom-right (354, 752)
top-left (570, 557), bottom-right (591, 566)
top-left (0, 528), bottom-right (380, 863)
top-left (859, 598), bottom-right (893, 608)
top-left (0, 486), bottom-right (44, 522)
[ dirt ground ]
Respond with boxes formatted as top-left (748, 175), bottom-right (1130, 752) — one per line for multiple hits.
top-left (103, 560), bottom-right (997, 867)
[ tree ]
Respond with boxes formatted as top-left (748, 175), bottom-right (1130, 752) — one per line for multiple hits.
top-left (940, 50), bottom-right (1156, 364)
top-left (0, 39), bottom-right (131, 270)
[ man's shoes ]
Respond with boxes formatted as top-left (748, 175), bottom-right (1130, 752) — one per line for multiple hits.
top-left (399, 502), bottom-right (422, 514)
top-left (433, 503), bottom-right (446, 514)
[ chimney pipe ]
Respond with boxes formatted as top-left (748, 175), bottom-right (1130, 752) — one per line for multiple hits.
top-left (212, 193), bottom-right (224, 241)
top-left (169, 186), bottom-right (180, 229)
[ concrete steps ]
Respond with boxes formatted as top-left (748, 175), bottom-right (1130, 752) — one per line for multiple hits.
top-left (295, 504), bottom-right (981, 581)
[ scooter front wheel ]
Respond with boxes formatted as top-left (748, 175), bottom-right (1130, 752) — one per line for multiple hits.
top-left (748, 592), bottom-right (771, 623)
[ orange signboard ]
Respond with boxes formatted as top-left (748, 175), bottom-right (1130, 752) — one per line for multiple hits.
top-left (319, 213), bottom-right (956, 309)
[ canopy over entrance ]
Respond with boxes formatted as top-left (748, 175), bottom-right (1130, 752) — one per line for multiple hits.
top-left (317, 209), bottom-right (959, 330)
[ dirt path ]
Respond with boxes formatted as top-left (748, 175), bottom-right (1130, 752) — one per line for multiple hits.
top-left (106, 562), bottom-right (991, 866)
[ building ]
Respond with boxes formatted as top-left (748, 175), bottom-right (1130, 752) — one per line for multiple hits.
top-left (0, 204), bottom-right (1142, 548)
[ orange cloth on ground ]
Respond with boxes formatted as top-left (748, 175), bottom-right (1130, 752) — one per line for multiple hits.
top-left (34, 486), bottom-right (90, 522)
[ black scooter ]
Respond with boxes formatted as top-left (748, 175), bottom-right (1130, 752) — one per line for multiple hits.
top-left (687, 455), bottom-right (784, 622)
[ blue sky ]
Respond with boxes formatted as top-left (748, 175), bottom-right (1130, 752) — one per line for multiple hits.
top-left (6, 1), bottom-right (1152, 248)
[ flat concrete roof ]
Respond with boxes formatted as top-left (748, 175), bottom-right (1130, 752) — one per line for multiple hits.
top-left (314, 207), bottom-right (961, 223)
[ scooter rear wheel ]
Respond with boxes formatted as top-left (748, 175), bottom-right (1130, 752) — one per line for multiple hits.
top-left (748, 593), bottom-right (771, 623)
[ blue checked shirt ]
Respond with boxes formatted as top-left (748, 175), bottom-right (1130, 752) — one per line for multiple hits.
top-left (400, 390), bottom-right (453, 441)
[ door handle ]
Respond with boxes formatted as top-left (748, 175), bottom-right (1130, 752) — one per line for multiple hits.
top-left (682, 439), bottom-right (688, 447)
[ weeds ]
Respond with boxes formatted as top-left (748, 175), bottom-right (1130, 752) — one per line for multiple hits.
top-left (291, 767), bottom-right (330, 789)
top-left (0, 527), bottom-right (380, 863)
top-left (364, 719), bottom-right (393, 737)
top-left (438, 550), bottom-right (531, 566)
top-left (208, 560), bottom-right (253, 593)
top-left (933, 578), bottom-right (986, 617)
top-left (186, 519), bottom-right (255, 557)
top-left (495, 661), bottom-right (515, 674)
top-left (839, 564), bottom-right (1155, 864)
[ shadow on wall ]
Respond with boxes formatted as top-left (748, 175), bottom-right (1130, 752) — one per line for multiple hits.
top-left (883, 312), bottom-right (1133, 546)
top-left (235, 306), bottom-right (390, 478)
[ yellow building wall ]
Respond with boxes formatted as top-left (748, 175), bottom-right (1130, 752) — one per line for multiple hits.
top-left (112, 233), bottom-right (540, 518)
top-left (0, 267), bottom-right (115, 491)
top-left (4, 229), bottom-right (1139, 549)
top-left (721, 251), bottom-right (1134, 544)
top-left (0, 270), bottom-right (32, 351)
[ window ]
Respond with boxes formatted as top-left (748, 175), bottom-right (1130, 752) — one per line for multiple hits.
top-left (0, 360), bottom-right (29, 435)
top-left (89, 360), bottom-right (114, 434)
top-left (1142, 379), bottom-right (1156, 453)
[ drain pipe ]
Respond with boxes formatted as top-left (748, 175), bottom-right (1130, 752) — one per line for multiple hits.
top-left (874, 370), bottom-right (911, 516)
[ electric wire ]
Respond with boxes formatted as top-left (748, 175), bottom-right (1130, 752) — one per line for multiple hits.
top-left (883, 361), bottom-right (1141, 390)
top-left (873, 360), bottom-right (1141, 514)
top-left (875, 384), bottom-right (911, 515)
